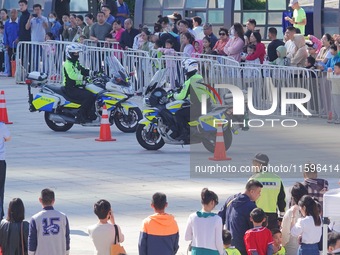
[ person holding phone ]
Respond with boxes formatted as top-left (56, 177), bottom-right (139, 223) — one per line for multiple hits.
top-left (88, 199), bottom-right (125, 255)
top-left (25, 4), bottom-right (48, 43)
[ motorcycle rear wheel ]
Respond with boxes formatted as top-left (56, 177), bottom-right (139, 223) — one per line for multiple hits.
top-left (202, 127), bottom-right (233, 153)
top-left (114, 107), bottom-right (143, 133)
top-left (44, 112), bottom-right (74, 132)
top-left (136, 124), bottom-right (165, 150)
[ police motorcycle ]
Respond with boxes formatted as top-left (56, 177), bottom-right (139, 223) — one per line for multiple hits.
top-left (135, 64), bottom-right (248, 152)
top-left (26, 55), bottom-right (142, 132)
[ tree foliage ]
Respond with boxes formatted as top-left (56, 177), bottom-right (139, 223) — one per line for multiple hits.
top-left (243, 0), bottom-right (266, 10)
top-left (125, 0), bottom-right (135, 18)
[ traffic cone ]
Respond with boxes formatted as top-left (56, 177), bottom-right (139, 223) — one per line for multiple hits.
top-left (209, 123), bottom-right (231, 161)
top-left (0, 91), bottom-right (13, 124)
top-left (95, 105), bottom-right (116, 142)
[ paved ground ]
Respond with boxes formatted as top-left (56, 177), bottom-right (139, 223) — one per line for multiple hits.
top-left (1, 77), bottom-right (340, 255)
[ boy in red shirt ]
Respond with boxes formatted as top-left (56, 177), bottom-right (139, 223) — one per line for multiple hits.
top-left (244, 208), bottom-right (274, 255)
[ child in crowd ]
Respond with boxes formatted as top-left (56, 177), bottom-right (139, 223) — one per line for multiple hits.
top-left (202, 36), bottom-right (213, 55)
top-left (271, 228), bottom-right (286, 255)
top-left (305, 56), bottom-right (316, 70)
top-left (78, 35), bottom-right (86, 44)
top-left (306, 41), bottom-right (318, 58)
top-left (270, 45), bottom-right (290, 66)
top-left (327, 62), bottom-right (340, 124)
top-left (153, 39), bottom-right (162, 51)
top-left (191, 40), bottom-right (203, 58)
top-left (181, 32), bottom-right (194, 57)
top-left (138, 192), bottom-right (179, 255)
top-left (158, 39), bottom-right (176, 88)
top-left (244, 44), bottom-right (260, 64)
top-left (222, 230), bottom-right (241, 255)
top-left (244, 208), bottom-right (274, 255)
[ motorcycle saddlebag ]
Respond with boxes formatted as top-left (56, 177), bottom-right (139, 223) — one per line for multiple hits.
top-left (32, 93), bottom-right (60, 112)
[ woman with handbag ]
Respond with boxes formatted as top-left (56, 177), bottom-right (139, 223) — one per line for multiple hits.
top-left (0, 198), bottom-right (29, 255)
top-left (185, 188), bottom-right (224, 255)
top-left (88, 199), bottom-right (125, 255)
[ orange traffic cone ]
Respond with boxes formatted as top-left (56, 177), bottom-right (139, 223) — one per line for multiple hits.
top-left (95, 105), bottom-right (116, 142)
top-left (0, 91), bottom-right (13, 124)
top-left (209, 123), bottom-right (231, 161)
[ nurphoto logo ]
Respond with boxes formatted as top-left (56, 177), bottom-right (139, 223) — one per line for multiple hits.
top-left (201, 84), bottom-right (312, 128)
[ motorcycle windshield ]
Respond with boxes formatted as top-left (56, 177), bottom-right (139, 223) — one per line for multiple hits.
top-left (106, 56), bottom-right (130, 87)
top-left (145, 69), bottom-right (168, 95)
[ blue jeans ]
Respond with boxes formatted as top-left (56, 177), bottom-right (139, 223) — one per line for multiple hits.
top-left (298, 243), bottom-right (319, 255)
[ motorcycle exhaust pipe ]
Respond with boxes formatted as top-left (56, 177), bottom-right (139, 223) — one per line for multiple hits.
top-left (49, 113), bottom-right (76, 124)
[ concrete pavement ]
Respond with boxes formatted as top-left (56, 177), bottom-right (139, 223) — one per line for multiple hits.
top-left (0, 77), bottom-right (339, 254)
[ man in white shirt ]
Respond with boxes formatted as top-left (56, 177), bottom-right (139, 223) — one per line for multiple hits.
top-left (192, 16), bottom-right (204, 40)
top-left (88, 199), bottom-right (124, 255)
top-left (284, 26), bottom-right (297, 59)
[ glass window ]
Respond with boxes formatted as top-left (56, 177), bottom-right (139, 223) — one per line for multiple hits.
top-left (268, 12), bottom-right (283, 25)
top-left (164, 0), bottom-right (184, 8)
top-left (299, 0), bottom-right (314, 8)
top-left (5, 0), bottom-right (46, 10)
top-left (196, 12), bottom-right (207, 23)
top-left (144, 10), bottom-right (162, 24)
top-left (186, 0), bottom-right (207, 8)
top-left (322, 11), bottom-right (339, 26)
top-left (70, 0), bottom-right (88, 12)
top-left (243, 0), bottom-right (266, 10)
top-left (234, 0), bottom-right (241, 11)
top-left (234, 12), bottom-right (241, 23)
top-left (324, 27), bottom-right (339, 35)
top-left (268, 0), bottom-right (286, 10)
top-left (208, 0), bottom-right (224, 8)
top-left (324, 0), bottom-right (339, 8)
top-left (208, 10), bottom-right (224, 24)
top-left (144, 0), bottom-right (163, 8)
top-left (255, 27), bottom-right (265, 38)
top-left (3, 1), bottom-right (19, 9)
top-left (243, 12), bottom-right (266, 25)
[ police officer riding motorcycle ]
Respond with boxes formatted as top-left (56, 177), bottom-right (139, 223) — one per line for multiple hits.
top-left (63, 43), bottom-right (98, 123)
top-left (170, 59), bottom-right (211, 141)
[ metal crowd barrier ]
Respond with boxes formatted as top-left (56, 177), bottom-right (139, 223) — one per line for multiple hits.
top-left (240, 63), bottom-right (320, 117)
top-left (15, 41), bottom-right (322, 117)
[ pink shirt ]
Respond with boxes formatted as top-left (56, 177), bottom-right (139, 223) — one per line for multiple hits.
top-left (213, 39), bottom-right (228, 55)
top-left (223, 37), bottom-right (244, 62)
top-left (113, 28), bottom-right (125, 50)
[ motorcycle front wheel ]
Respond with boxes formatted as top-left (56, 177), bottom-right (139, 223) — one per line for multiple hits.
top-left (114, 107), bottom-right (143, 133)
top-left (202, 127), bottom-right (233, 153)
top-left (44, 112), bottom-right (74, 132)
top-left (136, 124), bottom-right (165, 150)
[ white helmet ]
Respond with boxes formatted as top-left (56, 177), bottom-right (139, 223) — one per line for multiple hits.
top-left (66, 43), bottom-right (83, 60)
top-left (182, 59), bottom-right (199, 74)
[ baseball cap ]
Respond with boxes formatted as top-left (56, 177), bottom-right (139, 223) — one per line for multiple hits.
top-left (289, 0), bottom-right (298, 7)
top-left (253, 153), bottom-right (269, 165)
